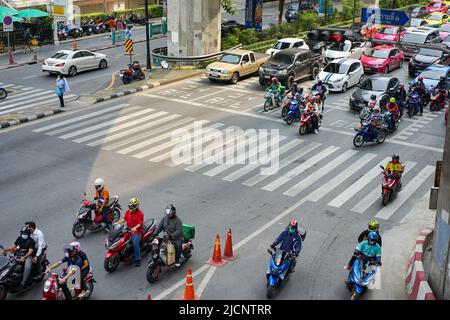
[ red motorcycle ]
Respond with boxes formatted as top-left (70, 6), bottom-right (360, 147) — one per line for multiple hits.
top-left (42, 268), bottom-right (95, 300)
top-left (429, 87), bottom-right (447, 111)
top-left (119, 61), bottom-right (145, 84)
top-left (299, 111), bottom-right (322, 135)
top-left (103, 219), bottom-right (156, 272)
top-left (380, 165), bottom-right (404, 206)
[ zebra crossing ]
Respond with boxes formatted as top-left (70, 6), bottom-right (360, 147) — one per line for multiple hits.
top-left (0, 82), bottom-right (77, 115)
top-left (32, 104), bottom-right (435, 222)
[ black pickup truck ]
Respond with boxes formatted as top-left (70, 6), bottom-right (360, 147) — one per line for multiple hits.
top-left (258, 48), bottom-right (322, 87)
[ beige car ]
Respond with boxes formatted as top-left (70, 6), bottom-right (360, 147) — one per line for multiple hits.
top-left (206, 50), bottom-right (269, 84)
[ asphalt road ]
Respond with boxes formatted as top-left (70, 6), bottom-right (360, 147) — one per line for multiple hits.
top-left (0, 63), bottom-right (445, 300)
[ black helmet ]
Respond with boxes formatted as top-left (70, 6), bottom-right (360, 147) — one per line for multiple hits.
top-left (440, 75), bottom-right (446, 81)
top-left (317, 80), bottom-right (323, 85)
top-left (370, 94), bottom-right (377, 101)
top-left (392, 154), bottom-right (399, 162)
top-left (20, 226), bottom-right (31, 237)
top-left (63, 244), bottom-right (76, 258)
top-left (165, 204), bottom-right (176, 216)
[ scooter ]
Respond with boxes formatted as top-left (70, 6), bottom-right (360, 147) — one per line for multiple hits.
top-left (103, 219), bottom-right (156, 272)
top-left (285, 100), bottom-right (302, 125)
top-left (72, 193), bottom-right (122, 239)
top-left (406, 91), bottom-right (421, 117)
top-left (146, 229), bottom-right (195, 283)
top-left (429, 86), bottom-right (447, 111)
top-left (353, 123), bottom-right (387, 148)
top-left (380, 165), bottom-right (403, 206)
top-left (299, 111), bottom-right (322, 135)
top-left (346, 256), bottom-right (379, 300)
top-left (264, 89), bottom-right (281, 111)
top-left (119, 61), bottom-right (145, 84)
top-left (382, 111), bottom-right (398, 134)
top-left (0, 86), bottom-right (7, 100)
top-left (42, 267), bottom-right (95, 300)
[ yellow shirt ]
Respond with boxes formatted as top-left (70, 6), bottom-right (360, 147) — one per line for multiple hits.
top-left (385, 162), bottom-right (403, 174)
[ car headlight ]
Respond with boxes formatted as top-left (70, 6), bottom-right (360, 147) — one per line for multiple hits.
top-left (278, 69), bottom-right (287, 76)
top-left (206, 67), bottom-right (210, 72)
top-left (221, 69), bottom-right (229, 74)
top-left (259, 67), bottom-right (265, 74)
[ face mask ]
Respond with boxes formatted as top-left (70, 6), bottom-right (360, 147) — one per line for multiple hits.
top-left (65, 253), bottom-right (69, 258)
top-left (288, 227), bottom-right (295, 234)
top-left (21, 235), bottom-right (28, 240)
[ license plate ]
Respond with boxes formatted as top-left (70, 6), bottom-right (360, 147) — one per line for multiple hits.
top-left (264, 75), bottom-right (271, 79)
top-left (210, 72), bottom-right (219, 77)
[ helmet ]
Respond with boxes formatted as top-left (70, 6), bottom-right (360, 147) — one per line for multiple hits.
top-left (440, 75), bottom-right (446, 81)
top-left (70, 242), bottom-right (81, 254)
top-left (288, 219), bottom-right (298, 234)
top-left (370, 94), bottom-right (377, 101)
top-left (368, 219), bottom-right (380, 231)
top-left (271, 77), bottom-right (278, 84)
top-left (368, 231), bottom-right (378, 244)
top-left (369, 101), bottom-right (376, 108)
top-left (20, 226), bottom-right (31, 238)
top-left (165, 204), bottom-right (176, 216)
top-left (63, 244), bottom-right (76, 258)
top-left (418, 75), bottom-right (423, 81)
top-left (317, 80), bottom-right (323, 85)
top-left (392, 154), bottom-right (399, 163)
top-left (94, 178), bottom-right (105, 190)
top-left (128, 196), bottom-right (139, 212)
top-left (373, 106), bottom-right (380, 112)
top-left (389, 97), bottom-right (396, 103)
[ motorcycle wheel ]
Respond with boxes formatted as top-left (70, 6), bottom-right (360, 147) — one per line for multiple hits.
top-left (72, 221), bottom-right (86, 239)
top-left (0, 88), bottom-right (7, 100)
top-left (104, 255), bottom-right (120, 273)
top-left (353, 134), bottom-right (364, 148)
top-left (146, 265), bottom-right (161, 283)
top-left (0, 287), bottom-right (6, 300)
top-left (266, 285), bottom-right (276, 299)
top-left (286, 115), bottom-right (294, 125)
top-left (299, 124), bottom-right (306, 135)
top-left (430, 102), bottom-right (436, 112)
top-left (350, 289), bottom-right (358, 300)
top-left (122, 77), bottom-right (130, 85)
top-left (376, 130), bottom-right (386, 144)
top-left (281, 106), bottom-right (288, 118)
top-left (264, 100), bottom-right (271, 112)
top-left (382, 192), bottom-right (390, 206)
top-left (84, 281), bottom-right (94, 299)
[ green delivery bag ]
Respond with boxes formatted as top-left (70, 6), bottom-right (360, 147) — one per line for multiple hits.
top-left (182, 224), bottom-right (195, 240)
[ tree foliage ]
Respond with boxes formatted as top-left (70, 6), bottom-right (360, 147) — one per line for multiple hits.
top-left (221, 0), bottom-right (237, 15)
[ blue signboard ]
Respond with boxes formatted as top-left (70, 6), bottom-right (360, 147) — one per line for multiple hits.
top-left (245, 0), bottom-right (255, 28)
top-left (255, 0), bottom-right (263, 31)
top-left (361, 7), bottom-right (409, 26)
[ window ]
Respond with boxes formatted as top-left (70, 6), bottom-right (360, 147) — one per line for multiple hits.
top-left (348, 63), bottom-right (358, 73)
top-left (293, 41), bottom-right (304, 48)
top-left (389, 78), bottom-right (399, 89)
top-left (81, 51), bottom-right (95, 57)
top-left (250, 53), bottom-right (255, 63)
top-left (51, 52), bottom-right (68, 60)
top-left (299, 52), bottom-right (309, 61)
top-left (72, 52), bottom-right (83, 59)
top-left (242, 54), bottom-right (250, 63)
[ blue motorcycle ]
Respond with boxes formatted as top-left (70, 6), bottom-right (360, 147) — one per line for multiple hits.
top-left (266, 248), bottom-right (293, 299)
top-left (285, 99), bottom-right (302, 125)
top-left (346, 257), bottom-right (379, 300)
top-left (0, 86), bottom-right (7, 100)
top-left (353, 123), bottom-right (386, 148)
top-left (406, 91), bottom-right (420, 118)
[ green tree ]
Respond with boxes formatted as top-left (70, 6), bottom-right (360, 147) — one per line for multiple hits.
top-left (221, 0), bottom-right (237, 15)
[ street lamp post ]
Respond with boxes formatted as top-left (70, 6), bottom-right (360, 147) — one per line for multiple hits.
top-left (352, 0), bottom-right (357, 32)
top-left (144, 0), bottom-right (152, 70)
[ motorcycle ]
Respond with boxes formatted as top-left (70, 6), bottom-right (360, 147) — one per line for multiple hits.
top-left (299, 111), bottom-right (322, 135)
top-left (146, 228), bottom-right (195, 283)
top-left (72, 193), bottom-right (122, 239)
top-left (103, 219), bottom-right (156, 272)
top-left (120, 61), bottom-right (145, 85)
top-left (0, 245), bottom-right (49, 300)
top-left (429, 86), bottom-right (446, 111)
top-left (264, 89), bottom-right (281, 111)
top-left (42, 267), bottom-right (95, 300)
top-left (406, 91), bottom-right (421, 118)
top-left (380, 165), bottom-right (403, 206)
top-left (285, 99), bottom-right (302, 125)
top-left (66, 25), bottom-right (83, 39)
top-left (353, 123), bottom-right (387, 148)
top-left (310, 88), bottom-right (327, 111)
top-left (280, 92), bottom-right (293, 118)
top-left (382, 111), bottom-right (397, 134)
top-left (346, 256), bottom-right (379, 300)
top-left (0, 86), bottom-right (7, 100)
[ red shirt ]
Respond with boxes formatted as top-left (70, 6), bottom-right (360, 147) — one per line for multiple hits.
top-left (124, 209), bottom-right (144, 235)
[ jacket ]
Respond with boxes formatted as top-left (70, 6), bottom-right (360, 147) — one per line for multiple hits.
top-left (272, 228), bottom-right (302, 255)
top-left (358, 230), bottom-right (382, 246)
top-left (355, 240), bottom-right (381, 263)
top-left (155, 215), bottom-right (184, 241)
top-left (385, 161), bottom-right (404, 175)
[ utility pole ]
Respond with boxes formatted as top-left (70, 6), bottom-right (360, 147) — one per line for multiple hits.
top-left (144, 0), bottom-right (152, 70)
top-left (352, 0), bottom-right (357, 32)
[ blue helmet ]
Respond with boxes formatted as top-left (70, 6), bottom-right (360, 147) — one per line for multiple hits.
top-left (368, 231), bottom-right (378, 244)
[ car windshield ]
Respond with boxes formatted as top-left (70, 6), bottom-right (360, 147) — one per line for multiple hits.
top-left (219, 53), bottom-right (241, 64)
top-left (440, 25), bottom-right (450, 32)
top-left (270, 52), bottom-right (294, 65)
top-left (427, 15), bottom-right (443, 21)
top-left (360, 78), bottom-right (389, 91)
top-left (365, 49), bottom-right (390, 59)
top-left (323, 62), bottom-right (347, 74)
top-left (412, 7), bottom-right (422, 13)
top-left (380, 27), bottom-right (398, 35)
top-left (402, 33), bottom-right (427, 43)
top-left (410, 19), bottom-right (425, 27)
top-left (328, 42), bottom-right (351, 52)
top-left (429, 2), bottom-right (442, 7)
top-left (421, 69), bottom-right (447, 80)
top-left (274, 41), bottom-right (291, 50)
top-left (443, 35), bottom-right (450, 42)
top-left (418, 48), bottom-right (442, 57)
top-left (51, 52), bottom-right (69, 60)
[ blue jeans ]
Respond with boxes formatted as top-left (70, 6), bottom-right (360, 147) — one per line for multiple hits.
top-left (131, 234), bottom-right (141, 264)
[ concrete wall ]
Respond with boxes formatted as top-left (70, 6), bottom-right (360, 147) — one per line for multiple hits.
top-left (167, 0), bottom-right (220, 57)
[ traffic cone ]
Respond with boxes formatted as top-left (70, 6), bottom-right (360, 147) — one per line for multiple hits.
top-left (223, 228), bottom-right (237, 261)
top-left (73, 38), bottom-right (78, 50)
top-left (181, 268), bottom-right (198, 300)
top-left (207, 234), bottom-right (227, 267)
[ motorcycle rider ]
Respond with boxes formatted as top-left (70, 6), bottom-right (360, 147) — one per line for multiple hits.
top-left (93, 178), bottom-right (111, 232)
top-left (394, 83), bottom-right (407, 121)
top-left (305, 97), bottom-right (320, 134)
top-left (271, 220), bottom-right (303, 273)
top-left (25, 221), bottom-right (47, 273)
top-left (436, 75), bottom-right (448, 108)
top-left (268, 77), bottom-right (284, 107)
top-left (285, 83), bottom-right (303, 99)
top-left (384, 154), bottom-right (404, 189)
top-left (154, 204), bottom-right (184, 267)
top-left (311, 80), bottom-right (327, 111)
top-left (367, 105), bottom-right (383, 135)
top-left (411, 75), bottom-right (427, 116)
top-left (70, 242), bottom-right (91, 298)
top-left (345, 232), bottom-right (382, 272)
top-left (1, 227), bottom-right (36, 289)
top-left (385, 97), bottom-right (400, 129)
top-left (116, 196), bottom-right (144, 267)
top-left (46, 244), bottom-right (84, 300)
top-left (358, 219), bottom-right (382, 246)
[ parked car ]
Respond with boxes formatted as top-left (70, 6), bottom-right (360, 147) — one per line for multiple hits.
top-left (266, 38), bottom-right (309, 56)
top-left (324, 40), bottom-right (366, 63)
top-left (442, 34), bottom-right (450, 45)
top-left (409, 47), bottom-right (450, 76)
top-left (400, 27), bottom-right (442, 58)
top-left (221, 20), bottom-right (245, 37)
top-left (411, 65), bottom-right (450, 90)
top-left (205, 50), bottom-right (269, 84)
top-left (42, 49), bottom-right (109, 77)
top-left (361, 45), bottom-right (404, 74)
top-left (349, 75), bottom-right (400, 111)
top-left (258, 48), bottom-right (322, 87)
top-left (439, 22), bottom-right (450, 38)
top-left (424, 12), bottom-right (450, 27)
top-left (411, 6), bottom-right (430, 18)
top-left (410, 18), bottom-right (429, 27)
top-left (318, 58), bottom-right (364, 92)
top-left (373, 26), bottom-right (407, 41)
top-left (426, 1), bottom-right (449, 13)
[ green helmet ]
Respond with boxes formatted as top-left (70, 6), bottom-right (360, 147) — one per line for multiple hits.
top-left (368, 219), bottom-right (380, 232)
top-left (128, 196), bottom-right (139, 212)
top-left (389, 97), bottom-right (396, 103)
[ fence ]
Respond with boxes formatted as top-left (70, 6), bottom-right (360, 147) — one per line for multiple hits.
top-left (0, 24), bottom-right (53, 54)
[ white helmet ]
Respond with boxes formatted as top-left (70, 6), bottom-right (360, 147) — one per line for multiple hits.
top-left (94, 178), bottom-right (105, 190)
top-left (373, 106), bottom-right (380, 112)
top-left (70, 241), bottom-right (81, 254)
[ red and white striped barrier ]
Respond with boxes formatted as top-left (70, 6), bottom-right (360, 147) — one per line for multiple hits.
top-left (405, 228), bottom-right (436, 300)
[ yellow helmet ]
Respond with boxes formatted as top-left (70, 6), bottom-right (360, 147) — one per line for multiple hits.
top-left (128, 196), bottom-right (139, 212)
top-left (368, 219), bottom-right (380, 231)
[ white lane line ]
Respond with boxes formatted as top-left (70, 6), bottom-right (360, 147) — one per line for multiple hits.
top-left (1, 84), bottom-right (15, 88)
top-left (58, 109), bottom-right (155, 140)
top-left (33, 104), bottom-right (130, 133)
top-left (262, 146), bottom-right (340, 192)
top-left (223, 139), bottom-right (303, 182)
top-left (384, 138), bottom-right (442, 153)
top-left (284, 149), bottom-right (358, 197)
top-left (11, 85), bottom-right (24, 90)
top-left (397, 136), bottom-right (409, 140)
top-left (243, 142), bottom-right (321, 187)
top-left (306, 153), bottom-right (378, 202)
top-left (0, 88), bottom-right (45, 103)
top-left (196, 266), bottom-right (217, 299)
top-left (73, 111), bottom-right (169, 143)
top-left (375, 165), bottom-right (435, 220)
top-left (328, 157), bottom-right (390, 208)
top-left (0, 92), bottom-right (56, 111)
top-left (45, 106), bottom-right (141, 136)
top-left (190, 89), bottom-right (228, 102)
top-left (350, 161), bottom-right (417, 214)
top-left (0, 95), bottom-right (77, 116)
top-left (22, 75), bottom-right (39, 80)
top-left (88, 114), bottom-right (181, 147)
top-left (119, 120), bottom-right (208, 155)
top-left (103, 117), bottom-right (194, 151)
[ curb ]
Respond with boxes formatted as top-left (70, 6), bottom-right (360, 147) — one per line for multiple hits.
top-left (93, 70), bottom-right (204, 103)
top-left (0, 109), bottom-right (64, 129)
top-left (405, 228), bottom-right (436, 300)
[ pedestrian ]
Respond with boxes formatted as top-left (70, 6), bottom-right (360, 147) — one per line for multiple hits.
top-left (117, 19), bottom-right (124, 30)
top-left (23, 27), bottom-right (33, 54)
top-left (108, 16), bottom-right (116, 38)
top-left (56, 74), bottom-right (70, 107)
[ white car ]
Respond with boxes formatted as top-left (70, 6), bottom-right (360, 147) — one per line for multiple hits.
top-left (266, 38), bottom-right (309, 56)
top-left (42, 50), bottom-right (109, 77)
top-left (324, 40), bottom-right (366, 64)
top-left (318, 58), bottom-right (364, 92)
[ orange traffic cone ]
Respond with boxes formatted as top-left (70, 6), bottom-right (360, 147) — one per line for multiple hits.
top-left (223, 228), bottom-right (237, 261)
top-left (181, 268), bottom-right (198, 300)
top-left (73, 38), bottom-right (78, 50)
top-left (207, 234), bottom-right (227, 267)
